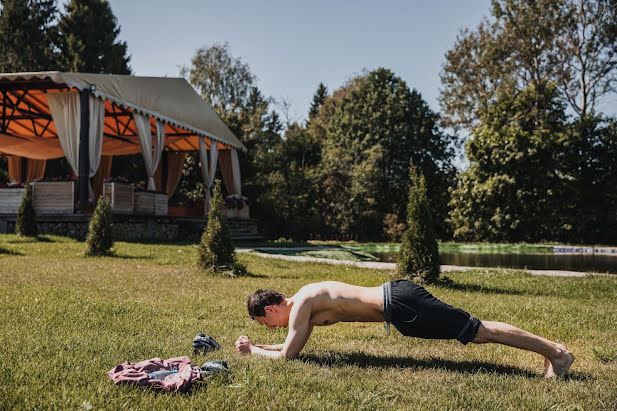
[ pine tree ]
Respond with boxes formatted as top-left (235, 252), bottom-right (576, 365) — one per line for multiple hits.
top-left (308, 83), bottom-right (328, 119)
top-left (198, 179), bottom-right (241, 275)
top-left (0, 0), bottom-right (59, 72)
top-left (15, 184), bottom-right (38, 237)
top-left (85, 196), bottom-right (113, 256)
top-left (397, 165), bottom-right (440, 283)
top-left (56, 0), bottom-right (131, 74)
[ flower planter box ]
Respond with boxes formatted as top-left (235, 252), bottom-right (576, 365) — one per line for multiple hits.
top-left (134, 192), bottom-right (168, 216)
top-left (31, 181), bottom-right (76, 214)
top-left (0, 188), bottom-right (26, 214)
top-left (103, 183), bottom-right (134, 214)
top-left (225, 204), bottom-right (250, 220)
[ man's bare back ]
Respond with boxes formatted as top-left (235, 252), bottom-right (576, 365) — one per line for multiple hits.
top-left (236, 280), bottom-right (575, 377)
top-left (294, 281), bottom-right (384, 326)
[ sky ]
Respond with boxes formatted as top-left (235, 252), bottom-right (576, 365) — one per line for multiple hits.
top-left (94, 0), bottom-right (495, 124)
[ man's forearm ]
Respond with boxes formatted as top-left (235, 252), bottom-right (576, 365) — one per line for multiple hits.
top-left (250, 345), bottom-right (286, 359)
top-left (255, 343), bottom-right (284, 351)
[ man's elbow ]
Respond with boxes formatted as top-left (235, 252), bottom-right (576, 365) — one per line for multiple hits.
top-left (280, 349), bottom-right (298, 360)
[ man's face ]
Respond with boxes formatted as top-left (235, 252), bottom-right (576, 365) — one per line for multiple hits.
top-left (254, 305), bottom-right (288, 330)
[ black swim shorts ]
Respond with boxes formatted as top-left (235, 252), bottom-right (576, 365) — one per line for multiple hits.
top-left (383, 279), bottom-right (480, 344)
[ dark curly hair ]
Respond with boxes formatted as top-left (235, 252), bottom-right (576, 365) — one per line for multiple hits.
top-left (247, 289), bottom-right (285, 319)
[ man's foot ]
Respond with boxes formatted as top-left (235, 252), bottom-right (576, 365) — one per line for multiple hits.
top-left (544, 344), bottom-right (575, 377)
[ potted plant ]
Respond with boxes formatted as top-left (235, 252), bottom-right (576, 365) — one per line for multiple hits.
top-left (0, 181), bottom-right (26, 214)
top-left (30, 175), bottom-right (77, 214)
top-left (103, 176), bottom-right (134, 214)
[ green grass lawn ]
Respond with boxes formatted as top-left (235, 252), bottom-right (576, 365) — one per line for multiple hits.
top-left (1, 234), bottom-right (616, 409)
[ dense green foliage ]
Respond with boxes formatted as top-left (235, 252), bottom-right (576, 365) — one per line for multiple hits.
top-left (0, 0), bottom-right (129, 74)
top-left (15, 184), bottom-right (37, 237)
top-left (85, 196), bottom-right (112, 255)
top-left (198, 180), bottom-right (238, 273)
top-left (444, 0), bottom-right (617, 244)
top-left (449, 82), bottom-right (571, 242)
top-left (1, 235), bottom-right (616, 408)
top-left (317, 69), bottom-right (456, 240)
top-left (397, 166), bottom-right (440, 283)
top-left (0, 0), bottom-right (58, 72)
top-left (56, 0), bottom-right (130, 73)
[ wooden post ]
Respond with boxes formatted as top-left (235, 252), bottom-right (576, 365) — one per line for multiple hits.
top-left (162, 151), bottom-right (168, 194)
top-left (78, 89), bottom-right (90, 207)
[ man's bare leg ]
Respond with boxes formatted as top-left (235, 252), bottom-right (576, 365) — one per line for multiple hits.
top-left (472, 321), bottom-right (575, 377)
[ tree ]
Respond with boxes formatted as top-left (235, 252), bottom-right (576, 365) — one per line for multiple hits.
top-left (0, 0), bottom-right (58, 72)
top-left (563, 114), bottom-right (617, 244)
top-left (554, 0), bottom-right (617, 119)
top-left (308, 83), bottom-right (328, 120)
top-left (317, 68), bottom-right (456, 240)
top-left (56, 0), bottom-right (131, 74)
top-left (15, 184), bottom-right (37, 236)
top-left (448, 81), bottom-right (573, 243)
top-left (256, 123), bottom-right (322, 239)
top-left (85, 196), bottom-right (113, 255)
top-left (197, 179), bottom-right (241, 275)
top-left (184, 42), bottom-right (256, 116)
top-left (440, 0), bottom-right (617, 130)
top-left (397, 165), bottom-right (440, 284)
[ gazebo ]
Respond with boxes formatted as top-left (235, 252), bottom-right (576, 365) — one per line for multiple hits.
top-left (0, 71), bottom-right (246, 217)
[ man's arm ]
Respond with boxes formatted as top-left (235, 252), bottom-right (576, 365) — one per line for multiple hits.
top-left (236, 298), bottom-right (314, 359)
top-left (255, 343), bottom-right (284, 351)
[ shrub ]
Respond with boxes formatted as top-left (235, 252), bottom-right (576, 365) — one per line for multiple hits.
top-left (85, 196), bottom-right (113, 256)
top-left (397, 165), bottom-right (440, 283)
top-left (198, 179), bottom-right (243, 275)
top-left (16, 184), bottom-right (38, 237)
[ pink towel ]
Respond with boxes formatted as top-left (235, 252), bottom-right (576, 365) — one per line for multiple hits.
top-left (107, 356), bottom-right (201, 392)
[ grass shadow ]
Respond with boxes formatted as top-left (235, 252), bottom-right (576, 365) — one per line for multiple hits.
top-left (299, 351), bottom-right (591, 381)
top-left (0, 247), bottom-right (23, 256)
top-left (107, 254), bottom-right (153, 260)
top-left (4, 235), bottom-right (56, 244)
top-left (433, 276), bottom-right (548, 297)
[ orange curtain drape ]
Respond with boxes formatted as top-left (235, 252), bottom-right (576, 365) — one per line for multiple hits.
top-left (26, 159), bottom-right (46, 182)
top-left (165, 152), bottom-right (186, 199)
top-left (7, 156), bottom-right (46, 183)
top-left (154, 152), bottom-right (187, 198)
top-left (92, 155), bottom-right (113, 200)
top-left (218, 150), bottom-right (234, 195)
top-left (7, 156), bottom-right (22, 182)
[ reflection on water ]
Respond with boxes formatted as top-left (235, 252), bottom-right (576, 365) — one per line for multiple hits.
top-left (371, 251), bottom-right (617, 274)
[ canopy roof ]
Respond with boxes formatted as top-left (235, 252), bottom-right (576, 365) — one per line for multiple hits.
top-left (0, 71), bottom-right (244, 160)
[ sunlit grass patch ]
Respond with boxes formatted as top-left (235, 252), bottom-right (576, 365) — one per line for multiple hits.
top-left (0, 234), bottom-right (616, 409)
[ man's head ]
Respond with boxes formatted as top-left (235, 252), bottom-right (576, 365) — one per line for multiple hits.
top-left (247, 289), bottom-right (288, 329)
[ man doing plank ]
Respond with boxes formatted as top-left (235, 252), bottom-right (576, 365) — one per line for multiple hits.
top-left (235, 280), bottom-right (575, 377)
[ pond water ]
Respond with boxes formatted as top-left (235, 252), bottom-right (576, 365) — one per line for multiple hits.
top-left (371, 251), bottom-right (617, 274)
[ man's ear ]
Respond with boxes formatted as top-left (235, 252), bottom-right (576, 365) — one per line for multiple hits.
top-left (264, 305), bottom-right (275, 313)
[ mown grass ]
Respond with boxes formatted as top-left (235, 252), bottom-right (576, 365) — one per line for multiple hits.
top-left (1, 234), bottom-right (616, 409)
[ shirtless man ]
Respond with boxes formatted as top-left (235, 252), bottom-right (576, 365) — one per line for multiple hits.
top-left (235, 280), bottom-right (575, 377)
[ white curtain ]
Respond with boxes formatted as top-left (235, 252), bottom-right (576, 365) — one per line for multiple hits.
top-left (199, 137), bottom-right (218, 215)
top-left (230, 148), bottom-right (242, 196)
top-left (46, 91), bottom-right (81, 173)
top-left (88, 96), bottom-right (105, 179)
top-left (133, 112), bottom-right (165, 191)
top-left (46, 92), bottom-right (105, 199)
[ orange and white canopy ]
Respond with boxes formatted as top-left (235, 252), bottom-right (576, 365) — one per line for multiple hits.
top-left (0, 71), bottom-right (245, 160)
